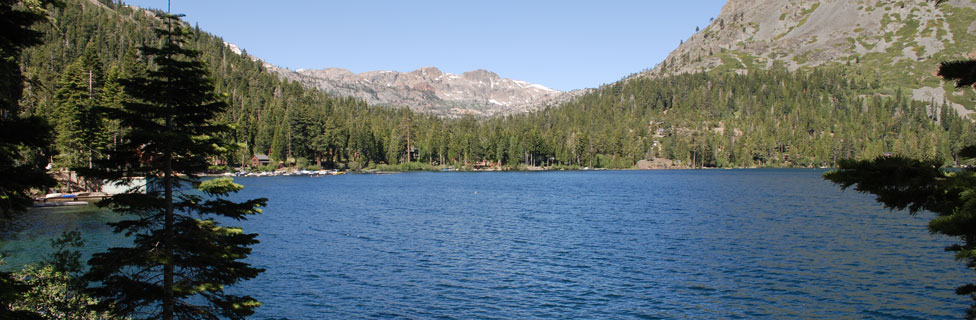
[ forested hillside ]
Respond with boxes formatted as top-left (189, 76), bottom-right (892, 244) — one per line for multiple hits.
top-left (18, 0), bottom-right (380, 168)
top-left (18, 0), bottom-right (975, 171)
top-left (509, 68), bottom-right (975, 168)
top-left (645, 0), bottom-right (976, 116)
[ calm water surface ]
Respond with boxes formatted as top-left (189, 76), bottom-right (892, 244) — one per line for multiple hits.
top-left (1, 170), bottom-right (969, 319)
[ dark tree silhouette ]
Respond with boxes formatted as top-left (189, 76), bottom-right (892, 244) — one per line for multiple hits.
top-left (940, 60), bottom-right (976, 89)
top-left (825, 26), bottom-right (976, 317)
top-left (81, 13), bottom-right (267, 320)
top-left (0, 0), bottom-right (58, 318)
top-left (0, 0), bottom-right (56, 217)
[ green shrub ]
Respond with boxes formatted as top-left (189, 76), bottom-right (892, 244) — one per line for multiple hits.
top-left (374, 162), bottom-right (440, 172)
top-left (256, 164), bottom-right (277, 172)
top-left (11, 265), bottom-right (120, 319)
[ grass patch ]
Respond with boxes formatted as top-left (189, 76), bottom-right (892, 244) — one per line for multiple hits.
top-left (721, 54), bottom-right (745, 69)
top-left (774, 30), bottom-right (790, 41)
top-left (896, 17), bottom-right (920, 39)
top-left (797, 15), bottom-right (810, 30)
top-left (708, 52), bottom-right (749, 75)
top-left (737, 51), bottom-right (759, 69)
top-left (922, 76), bottom-right (942, 88)
top-left (881, 13), bottom-right (892, 30)
top-left (793, 51), bottom-right (810, 65)
top-left (774, 2), bottom-right (820, 41)
top-left (944, 6), bottom-right (976, 54)
top-left (793, 49), bottom-right (824, 66)
top-left (913, 45), bottom-right (925, 57)
top-left (943, 80), bottom-right (976, 110)
top-left (857, 35), bottom-right (878, 50)
top-left (923, 19), bottom-right (940, 38)
top-left (801, 2), bottom-right (821, 16)
top-left (935, 18), bottom-right (948, 40)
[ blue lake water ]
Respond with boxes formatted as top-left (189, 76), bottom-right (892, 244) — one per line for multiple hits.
top-left (1, 170), bottom-right (970, 319)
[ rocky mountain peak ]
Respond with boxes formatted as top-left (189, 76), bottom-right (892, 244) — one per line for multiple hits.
top-left (639, 0), bottom-right (976, 115)
top-left (462, 69), bottom-right (500, 82)
top-left (411, 66), bottom-right (444, 79)
top-left (275, 67), bottom-right (577, 117)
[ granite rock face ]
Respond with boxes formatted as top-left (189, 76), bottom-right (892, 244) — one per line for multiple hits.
top-left (638, 0), bottom-right (976, 115)
top-left (273, 66), bottom-right (578, 117)
top-left (646, 0), bottom-right (971, 75)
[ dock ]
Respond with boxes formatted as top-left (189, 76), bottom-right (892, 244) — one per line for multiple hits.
top-left (33, 192), bottom-right (110, 207)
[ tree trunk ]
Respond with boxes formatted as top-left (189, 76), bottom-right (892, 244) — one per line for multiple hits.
top-left (162, 120), bottom-right (175, 320)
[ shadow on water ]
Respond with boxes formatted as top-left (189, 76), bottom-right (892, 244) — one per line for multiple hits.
top-left (0, 170), bottom-right (969, 319)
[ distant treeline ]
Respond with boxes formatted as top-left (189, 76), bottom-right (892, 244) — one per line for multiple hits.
top-left (21, 0), bottom-right (976, 172)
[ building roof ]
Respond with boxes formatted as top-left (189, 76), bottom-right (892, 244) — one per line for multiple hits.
top-left (253, 154), bottom-right (270, 161)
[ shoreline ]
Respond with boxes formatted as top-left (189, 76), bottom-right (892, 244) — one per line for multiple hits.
top-left (208, 166), bottom-right (838, 177)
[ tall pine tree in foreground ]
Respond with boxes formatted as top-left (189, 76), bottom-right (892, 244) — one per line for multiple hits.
top-left (82, 12), bottom-right (267, 320)
top-left (0, 0), bottom-right (58, 318)
top-left (0, 0), bottom-right (55, 216)
top-left (824, 57), bottom-right (976, 318)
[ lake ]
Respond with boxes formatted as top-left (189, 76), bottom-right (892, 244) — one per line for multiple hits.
top-left (1, 170), bottom-right (969, 319)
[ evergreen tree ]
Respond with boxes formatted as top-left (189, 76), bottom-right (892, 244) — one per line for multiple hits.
top-left (824, 56), bottom-right (976, 318)
top-left (81, 13), bottom-right (267, 320)
top-left (52, 53), bottom-right (107, 176)
top-left (0, 0), bottom-right (57, 318)
top-left (11, 0), bottom-right (976, 173)
top-left (0, 0), bottom-right (56, 215)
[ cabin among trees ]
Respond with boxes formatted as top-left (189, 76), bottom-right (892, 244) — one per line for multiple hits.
top-left (250, 154), bottom-right (271, 167)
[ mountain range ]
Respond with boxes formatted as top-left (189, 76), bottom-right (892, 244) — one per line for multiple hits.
top-left (14, 0), bottom-right (976, 171)
top-left (170, 0), bottom-right (974, 118)
top-left (38, 0), bottom-right (976, 120)
top-left (242, 0), bottom-right (976, 118)
top-left (270, 66), bottom-right (577, 117)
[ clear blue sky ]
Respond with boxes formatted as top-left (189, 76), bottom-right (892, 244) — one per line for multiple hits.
top-left (122, 1), bottom-right (727, 91)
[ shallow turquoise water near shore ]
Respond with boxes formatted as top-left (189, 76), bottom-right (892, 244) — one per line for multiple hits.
top-left (1, 170), bottom-right (969, 318)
